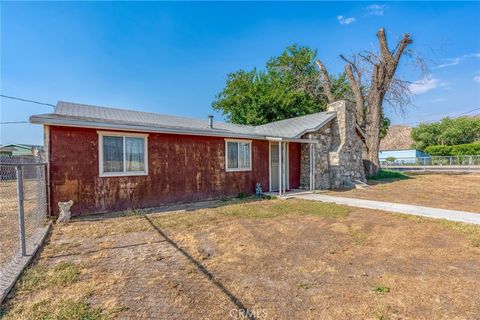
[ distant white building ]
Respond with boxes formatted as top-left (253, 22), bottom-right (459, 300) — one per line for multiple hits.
top-left (379, 149), bottom-right (429, 164)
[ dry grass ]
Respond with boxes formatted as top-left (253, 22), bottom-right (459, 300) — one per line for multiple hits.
top-left (395, 213), bottom-right (480, 247)
top-left (328, 172), bottom-right (480, 213)
top-left (2, 198), bottom-right (480, 319)
top-left (152, 199), bottom-right (350, 229)
top-left (0, 179), bottom-right (47, 269)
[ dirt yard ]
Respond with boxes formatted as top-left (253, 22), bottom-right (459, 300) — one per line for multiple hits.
top-left (2, 198), bottom-right (480, 319)
top-left (328, 173), bottom-right (480, 213)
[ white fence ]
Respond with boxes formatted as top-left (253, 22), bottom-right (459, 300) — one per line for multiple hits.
top-left (381, 155), bottom-right (480, 172)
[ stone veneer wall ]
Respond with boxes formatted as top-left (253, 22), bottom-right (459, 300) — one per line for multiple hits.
top-left (300, 100), bottom-right (366, 190)
top-left (300, 123), bottom-right (332, 189)
top-left (327, 100), bottom-right (366, 188)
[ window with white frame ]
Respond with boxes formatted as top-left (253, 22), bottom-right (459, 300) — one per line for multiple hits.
top-left (225, 139), bottom-right (251, 171)
top-left (98, 131), bottom-right (148, 176)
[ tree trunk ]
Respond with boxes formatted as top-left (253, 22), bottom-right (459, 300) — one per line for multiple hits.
top-left (362, 29), bottom-right (412, 177)
top-left (364, 141), bottom-right (380, 176)
top-left (364, 100), bottom-right (382, 176)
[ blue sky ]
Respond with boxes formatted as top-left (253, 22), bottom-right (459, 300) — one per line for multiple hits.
top-left (1, 1), bottom-right (479, 145)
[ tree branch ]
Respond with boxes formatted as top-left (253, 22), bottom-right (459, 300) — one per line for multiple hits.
top-left (394, 34), bottom-right (413, 64)
top-left (339, 54), bottom-right (362, 75)
top-left (344, 64), bottom-right (365, 126)
top-left (376, 28), bottom-right (393, 62)
top-left (315, 60), bottom-right (335, 103)
top-left (357, 53), bottom-right (377, 66)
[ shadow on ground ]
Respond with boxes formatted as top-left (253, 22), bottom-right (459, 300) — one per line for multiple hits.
top-left (143, 215), bottom-right (257, 320)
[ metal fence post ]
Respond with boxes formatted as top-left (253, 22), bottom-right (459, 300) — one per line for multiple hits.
top-left (15, 165), bottom-right (27, 256)
top-left (35, 165), bottom-right (42, 227)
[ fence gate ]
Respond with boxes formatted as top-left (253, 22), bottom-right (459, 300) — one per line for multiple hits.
top-left (0, 156), bottom-right (50, 302)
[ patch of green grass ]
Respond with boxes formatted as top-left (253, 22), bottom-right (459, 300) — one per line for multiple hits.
top-left (437, 220), bottom-right (480, 247)
top-left (371, 285), bottom-right (390, 294)
top-left (18, 261), bottom-right (81, 292)
top-left (396, 214), bottom-right (480, 247)
top-left (49, 262), bottom-right (81, 286)
top-left (151, 199), bottom-right (351, 229)
top-left (349, 229), bottom-right (368, 245)
top-left (123, 208), bottom-right (145, 216)
top-left (471, 237), bottom-right (480, 247)
top-left (220, 199), bottom-right (351, 219)
top-left (27, 299), bottom-right (106, 320)
top-left (369, 170), bottom-right (410, 181)
top-left (151, 211), bottom-right (219, 228)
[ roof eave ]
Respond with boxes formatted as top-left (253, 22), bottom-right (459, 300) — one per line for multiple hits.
top-left (29, 115), bottom-right (283, 141)
top-left (291, 113), bottom-right (337, 139)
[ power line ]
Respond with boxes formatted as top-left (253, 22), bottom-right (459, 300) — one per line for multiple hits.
top-left (453, 107), bottom-right (480, 117)
top-left (401, 107), bottom-right (480, 126)
top-left (0, 94), bottom-right (55, 108)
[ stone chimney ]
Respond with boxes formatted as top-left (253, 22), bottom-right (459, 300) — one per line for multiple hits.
top-left (327, 100), bottom-right (366, 188)
top-left (299, 100), bottom-right (365, 191)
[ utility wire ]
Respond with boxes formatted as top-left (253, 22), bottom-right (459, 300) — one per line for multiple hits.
top-left (0, 94), bottom-right (55, 108)
top-left (453, 107), bottom-right (480, 117)
top-left (402, 107), bottom-right (480, 126)
top-left (0, 94), bottom-right (55, 125)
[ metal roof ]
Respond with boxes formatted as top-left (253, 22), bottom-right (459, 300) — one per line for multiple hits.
top-left (30, 101), bottom-right (336, 140)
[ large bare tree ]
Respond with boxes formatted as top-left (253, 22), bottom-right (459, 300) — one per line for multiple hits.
top-left (317, 28), bottom-right (413, 177)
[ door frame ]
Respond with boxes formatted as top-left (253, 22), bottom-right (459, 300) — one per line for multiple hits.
top-left (269, 141), bottom-right (289, 192)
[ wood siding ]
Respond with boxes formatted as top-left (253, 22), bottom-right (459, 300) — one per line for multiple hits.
top-left (49, 126), bottom-right (301, 216)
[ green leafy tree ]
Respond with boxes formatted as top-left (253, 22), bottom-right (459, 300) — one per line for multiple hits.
top-left (412, 116), bottom-right (480, 150)
top-left (424, 143), bottom-right (480, 156)
top-left (380, 112), bottom-right (391, 139)
top-left (213, 45), bottom-right (357, 125)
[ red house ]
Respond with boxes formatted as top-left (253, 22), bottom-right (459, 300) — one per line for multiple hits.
top-left (30, 100), bottom-right (365, 216)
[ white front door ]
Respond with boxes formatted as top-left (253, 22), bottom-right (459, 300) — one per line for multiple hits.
top-left (270, 142), bottom-right (289, 192)
top-left (270, 143), bottom-right (279, 191)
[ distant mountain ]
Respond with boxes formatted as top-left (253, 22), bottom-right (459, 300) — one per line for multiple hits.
top-left (380, 125), bottom-right (414, 150)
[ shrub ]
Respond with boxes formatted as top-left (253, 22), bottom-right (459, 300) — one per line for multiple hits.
top-left (412, 116), bottom-right (480, 150)
top-left (452, 142), bottom-right (480, 155)
top-left (369, 170), bottom-right (409, 181)
top-left (424, 145), bottom-right (453, 156)
top-left (425, 143), bottom-right (480, 156)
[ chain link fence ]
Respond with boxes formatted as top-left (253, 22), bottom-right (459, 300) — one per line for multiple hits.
top-left (380, 155), bottom-right (480, 173)
top-left (381, 155), bottom-right (480, 166)
top-left (0, 155), bottom-right (48, 272)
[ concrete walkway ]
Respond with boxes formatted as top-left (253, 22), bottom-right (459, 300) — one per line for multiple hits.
top-left (295, 194), bottom-right (480, 225)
